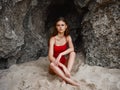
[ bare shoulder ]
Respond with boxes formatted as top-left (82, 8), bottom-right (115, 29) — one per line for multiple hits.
top-left (66, 35), bottom-right (72, 41)
top-left (49, 36), bottom-right (55, 44)
top-left (50, 36), bottom-right (55, 41)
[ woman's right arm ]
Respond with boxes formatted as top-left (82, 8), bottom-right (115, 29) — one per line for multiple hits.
top-left (48, 37), bottom-right (56, 62)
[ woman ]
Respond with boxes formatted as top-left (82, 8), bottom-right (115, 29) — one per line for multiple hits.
top-left (48, 17), bottom-right (79, 86)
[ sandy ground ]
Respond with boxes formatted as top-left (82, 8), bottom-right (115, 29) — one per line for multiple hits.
top-left (0, 53), bottom-right (120, 90)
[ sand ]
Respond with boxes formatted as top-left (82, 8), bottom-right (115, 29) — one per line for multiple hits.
top-left (0, 53), bottom-right (120, 90)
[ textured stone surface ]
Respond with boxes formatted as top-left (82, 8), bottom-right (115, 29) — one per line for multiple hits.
top-left (74, 0), bottom-right (91, 8)
top-left (0, 0), bottom-right (51, 68)
top-left (0, 0), bottom-right (119, 69)
top-left (0, 56), bottom-right (120, 90)
top-left (81, 0), bottom-right (120, 68)
top-left (0, 0), bottom-right (30, 68)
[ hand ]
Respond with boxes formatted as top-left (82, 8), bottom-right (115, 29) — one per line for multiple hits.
top-left (54, 53), bottom-right (62, 66)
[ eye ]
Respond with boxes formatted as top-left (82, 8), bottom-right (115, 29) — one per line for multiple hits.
top-left (61, 24), bottom-right (65, 26)
top-left (56, 24), bottom-right (60, 26)
top-left (56, 24), bottom-right (65, 26)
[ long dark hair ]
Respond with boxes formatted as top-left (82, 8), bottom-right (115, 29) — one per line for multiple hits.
top-left (48, 17), bottom-right (70, 46)
top-left (51, 17), bottom-right (70, 37)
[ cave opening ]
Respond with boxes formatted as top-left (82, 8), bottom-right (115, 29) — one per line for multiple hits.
top-left (0, 57), bottom-right (8, 69)
top-left (45, 0), bottom-right (87, 54)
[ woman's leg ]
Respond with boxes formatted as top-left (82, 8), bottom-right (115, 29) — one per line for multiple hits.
top-left (50, 62), bottom-right (79, 86)
top-left (58, 62), bottom-right (71, 78)
top-left (67, 51), bottom-right (76, 72)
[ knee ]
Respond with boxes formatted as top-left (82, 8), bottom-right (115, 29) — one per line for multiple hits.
top-left (70, 51), bottom-right (76, 56)
top-left (50, 62), bottom-right (55, 69)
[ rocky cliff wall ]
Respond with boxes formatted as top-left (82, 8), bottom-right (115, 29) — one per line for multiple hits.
top-left (0, 0), bottom-right (119, 69)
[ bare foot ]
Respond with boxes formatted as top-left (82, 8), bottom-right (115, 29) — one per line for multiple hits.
top-left (73, 80), bottom-right (80, 86)
top-left (61, 80), bottom-right (66, 87)
top-left (67, 79), bottom-right (80, 86)
top-left (71, 82), bottom-right (80, 86)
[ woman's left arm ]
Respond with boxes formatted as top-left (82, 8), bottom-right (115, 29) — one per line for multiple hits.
top-left (55, 35), bottom-right (74, 62)
top-left (60, 35), bottom-right (74, 56)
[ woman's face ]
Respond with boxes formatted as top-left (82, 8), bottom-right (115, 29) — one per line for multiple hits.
top-left (56, 20), bottom-right (67, 33)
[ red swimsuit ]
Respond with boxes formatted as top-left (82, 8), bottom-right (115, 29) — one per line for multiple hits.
top-left (54, 41), bottom-right (67, 65)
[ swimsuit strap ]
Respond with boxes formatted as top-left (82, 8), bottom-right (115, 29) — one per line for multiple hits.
top-left (54, 36), bottom-right (56, 45)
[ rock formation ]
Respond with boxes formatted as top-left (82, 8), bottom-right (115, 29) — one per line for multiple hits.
top-left (0, 0), bottom-right (119, 69)
top-left (0, 55), bottom-right (120, 90)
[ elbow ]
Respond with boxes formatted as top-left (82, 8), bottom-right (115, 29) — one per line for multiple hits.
top-left (48, 55), bottom-right (54, 62)
top-left (68, 48), bottom-right (74, 53)
top-left (48, 55), bottom-right (52, 61)
top-left (71, 48), bottom-right (74, 52)
top-left (48, 54), bottom-right (51, 61)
